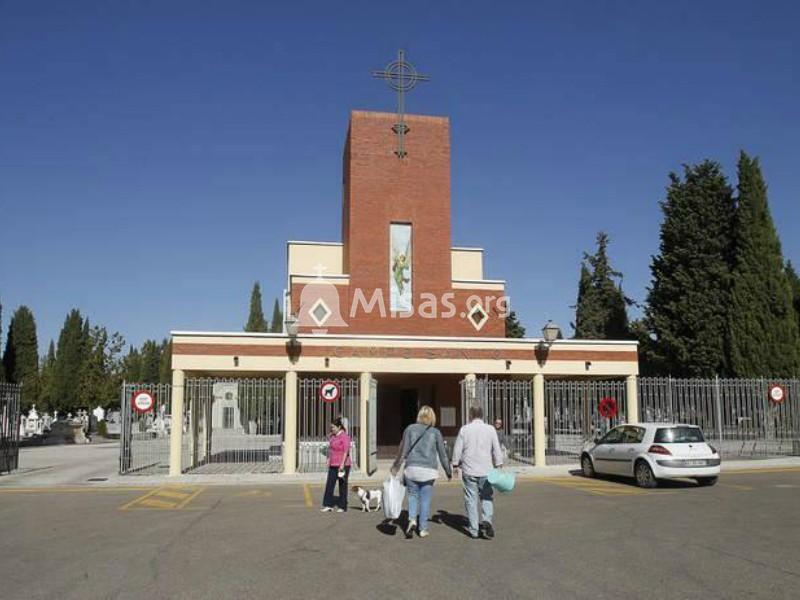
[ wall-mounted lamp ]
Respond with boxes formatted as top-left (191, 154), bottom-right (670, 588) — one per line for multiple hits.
top-left (285, 314), bottom-right (301, 363)
top-left (585, 361), bottom-right (592, 371)
top-left (535, 320), bottom-right (562, 367)
top-left (505, 360), bottom-right (512, 371)
top-left (233, 356), bottom-right (239, 367)
top-left (325, 357), bottom-right (330, 368)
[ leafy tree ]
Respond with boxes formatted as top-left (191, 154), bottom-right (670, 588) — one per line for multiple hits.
top-left (787, 261), bottom-right (800, 327)
top-left (2, 306), bottom-right (40, 408)
top-left (270, 298), bottom-right (283, 333)
top-left (159, 339), bottom-right (172, 384)
top-left (504, 310), bottom-right (526, 338)
top-left (122, 346), bottom-right (142, 382)
top-left (245, 282), bottom-right (268, 332)
top-left (39, 341), bottom-right (57, 411)
top-left (0, 301), bottom-right (4, 382)
top-left (728, 153), bottom-right (800, 377)
top-left (645, 161), bottom-right (735, 377)
top-left (573, 232), bottom-right (630, 339)
top-left (53, 309), bottom-right (88, 412)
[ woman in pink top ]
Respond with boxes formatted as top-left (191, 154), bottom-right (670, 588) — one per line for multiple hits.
top-left (321, 418), bottom-right (352, 512)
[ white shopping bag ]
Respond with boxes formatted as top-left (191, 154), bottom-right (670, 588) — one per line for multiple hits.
top-left (382, 475), bottom-right (406, 520)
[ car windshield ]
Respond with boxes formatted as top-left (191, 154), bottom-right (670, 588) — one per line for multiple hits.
top-left (654, 427), bottom-right (705, 443)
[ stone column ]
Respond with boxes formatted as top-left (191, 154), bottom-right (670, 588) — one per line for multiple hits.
top-left (626, 374), bottom-right (639, 424)
top-left (359, 372), bottom-right (371, 473)
top-left (533, 373), bottom-right (546, 467)
top-left (168, 369), bottom-right (185, 477)
top-left (283, 371), bottom-right (298, 475)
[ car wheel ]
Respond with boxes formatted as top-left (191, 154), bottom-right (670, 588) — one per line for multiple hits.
top-left (581, 454), bottom-right (596, 478)
top-left (634, 460), bottom-right (658, 489)
top-left (695, 476), bottom-right (718, 487)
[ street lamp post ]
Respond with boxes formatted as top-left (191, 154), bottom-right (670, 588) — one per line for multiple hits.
top-left (536, 320), bottom-right (562, 367)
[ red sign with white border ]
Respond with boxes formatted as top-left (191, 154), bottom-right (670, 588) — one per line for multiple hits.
top-left (131, 390), bottom-right (155, 413)
top-left (319, 381), bottom-right (341, 403)
top-left (768, 384), bottom-right (786, 405)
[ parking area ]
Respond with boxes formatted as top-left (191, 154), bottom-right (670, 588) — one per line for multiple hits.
top-left (1, 468), bottom-right (799, 599)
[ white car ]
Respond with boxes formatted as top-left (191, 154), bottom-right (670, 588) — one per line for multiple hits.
top-left (581, 423), bottom-right (721, 488)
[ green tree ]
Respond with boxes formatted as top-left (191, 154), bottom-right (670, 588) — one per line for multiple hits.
top-left (504, 310), bottom-right (526, 338)
top-left (728, 153), bottom-right (800, 376)
top-left (139, 340), bottom-right (162, 383)
top-left (245, 282), bottom-right (268, 332)
top-left (573, 232), bottom-right (630, 339)
top-left (787, 261), bottom-right (800, 327)
top-left (0, 301), bottom-right (4, 382)
top-left (53, 309), bottom-right (87, 412)
top-left (122, 346), bottom-right (142, 382)
top-left (39, 341), bottom-right (57, 411)
top-left (159, 339), bottom-right (172, 383)
top-left (270, 298), bottom-right (284, 333)
top-left (645, 161), bottom-right (735, 377)
top-left (2, 306), bottom-right (40, 408)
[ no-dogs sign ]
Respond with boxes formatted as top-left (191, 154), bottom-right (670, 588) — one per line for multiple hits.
top-left (319, 381), bottom-right (341, 403)
top-left (131, 390), bottom-right (155, 413)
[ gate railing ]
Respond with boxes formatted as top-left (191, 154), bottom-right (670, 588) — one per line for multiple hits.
top-left (639, 377), bottom-right (800, 458)
top-left (545, 379), bottom-right (627, 465)
top-left (120, 382), bottom-right (175, 475)
top-left (460, 378), bottom-right (534, 465)
top-left (298, 377), bottom-right (359, 473)
top-left (0, 383), bottom-right (21, 474)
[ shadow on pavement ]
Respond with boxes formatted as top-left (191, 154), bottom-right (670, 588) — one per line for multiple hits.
top-left (376, 511), bottom-right (410, 536)
top-left (567, 469), bottom-right (700, 489)
top-left (430, 510), bottom-right (472, 538)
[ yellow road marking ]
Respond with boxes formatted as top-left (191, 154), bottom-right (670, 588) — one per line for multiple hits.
top-left (723, 467), bottom-right (800, 475)
top-left (538, 477), bottom-right (649, 496)
top-left (303, 484), bottom-right (313, 508)
top-left (0, 486), bottom-right (152, 494)
top-left (235, 490), bottom-right (273, 498)
top-left (119, 486), bottom-right (206, 511)
top-left (720, 483), bottom-right (753, 490)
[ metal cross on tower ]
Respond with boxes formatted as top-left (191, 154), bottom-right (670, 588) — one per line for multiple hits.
top-left (371, 49), bottom-right (430, 158)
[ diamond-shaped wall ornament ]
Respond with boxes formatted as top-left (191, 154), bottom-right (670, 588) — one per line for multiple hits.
top-left (309, 299), bottom-right (332, 327)
top-left (467, 302), bottom-right (489, 331)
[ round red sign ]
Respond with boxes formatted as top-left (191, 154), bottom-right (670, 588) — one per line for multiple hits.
top-left (769, 384), bottom-right (786, 405)
top-left (131, 390), bottom-right (155, 413)
top-left (598, 397), bottom-right (618, 419)
top-left (319, 381), bottom-right (341, 403)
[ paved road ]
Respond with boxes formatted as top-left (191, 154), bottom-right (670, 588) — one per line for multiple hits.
top-left (1, 469), bottom-right (799, 600)
top-left (3, 442), bottom-right (120, 486)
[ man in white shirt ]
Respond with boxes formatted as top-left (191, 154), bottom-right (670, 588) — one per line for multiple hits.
top-left (451, 405), bottom-right (503, 539)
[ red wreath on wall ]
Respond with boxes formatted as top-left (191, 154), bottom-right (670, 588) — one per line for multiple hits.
top-left (599, 397), bottom-right (618, 419)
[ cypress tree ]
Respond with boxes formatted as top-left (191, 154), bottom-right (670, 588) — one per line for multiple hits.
top-left (504, 310), bottom-right (526, 338)
top-left (728, 153), bottom-right (800, 377)
top-left (245, 282), bottom-right (268, 332)
top-left (2, 306), bottom-right (40, 408)
top-left (270, 298), bottom-right (284, 333)
top-left (53, 309), bottom-right (86, 412)
top-left (645, 161), bottom-right (734, 377)
top-left (78, 326), bottom-right (107, 408)
top-left (159, 339), bottom-right (172, 383)
top-left (39, 341), bottom-right (57, 411)
top-left (573, 232), bottom-right (630, 339)
top-left (139, 340), bottom-right (161, 383)
top-left (122, 346), bottom-right (142, 382)
top-left (787, 261), bottom-right (800, 327)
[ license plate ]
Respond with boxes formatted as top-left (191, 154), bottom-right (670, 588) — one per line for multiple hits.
top-left (686, 460), bottom-right (708, 466)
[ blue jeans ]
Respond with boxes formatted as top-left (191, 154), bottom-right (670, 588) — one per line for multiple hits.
top-left (405, 478), bottom-right (435, 531)
top-left (462, 474), bottom-right (494, 537)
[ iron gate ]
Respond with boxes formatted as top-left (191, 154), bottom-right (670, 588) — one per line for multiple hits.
top-left (120, 377), bottom-right (285, 475)
top-left (639, 377), bottom-right (800, 458)
top-left (120, 382), bottom-right (175, 475)
top-left (298, 377), bottom-right (359, 473)
top-left (185, 378), bottom-right (285, 474)
top-left (545, 379), bottom-right (627, 465)
top-left (0, 383), bottom-right (21, 474)
top-left (460, 378), bottom-right (534, 465)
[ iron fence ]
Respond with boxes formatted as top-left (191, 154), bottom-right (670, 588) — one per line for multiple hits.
top-left (0, 383), bottom-right (21, 474)
top-left (544, 379), bottom-right (627, 465)
top-left (298, 377), bottom-right (359, 473)
top-left (185, 378), bottom-right (284, 474)
top-left (460, 378), bottom-right (534, 465)
top-left (639, 377), bottom-right (800, 458)
top-left (120, 382), bottom-right (174, 475)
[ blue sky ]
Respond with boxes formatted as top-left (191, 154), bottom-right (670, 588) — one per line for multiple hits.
top-left (2, 1), bottom-right (799, 350)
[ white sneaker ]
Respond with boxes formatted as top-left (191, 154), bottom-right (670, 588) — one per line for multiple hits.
top-left (336, 507), bottom-right (346, 513)
top-left (405, 520), bottom-right (417, 538)
top-left (419, 529), bottom-right (429, 538)
top-left (320, 506), bottom-right (333, 513)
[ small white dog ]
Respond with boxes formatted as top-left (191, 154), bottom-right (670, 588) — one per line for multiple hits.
top-left (352, 486), bottom-right (383, 512)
